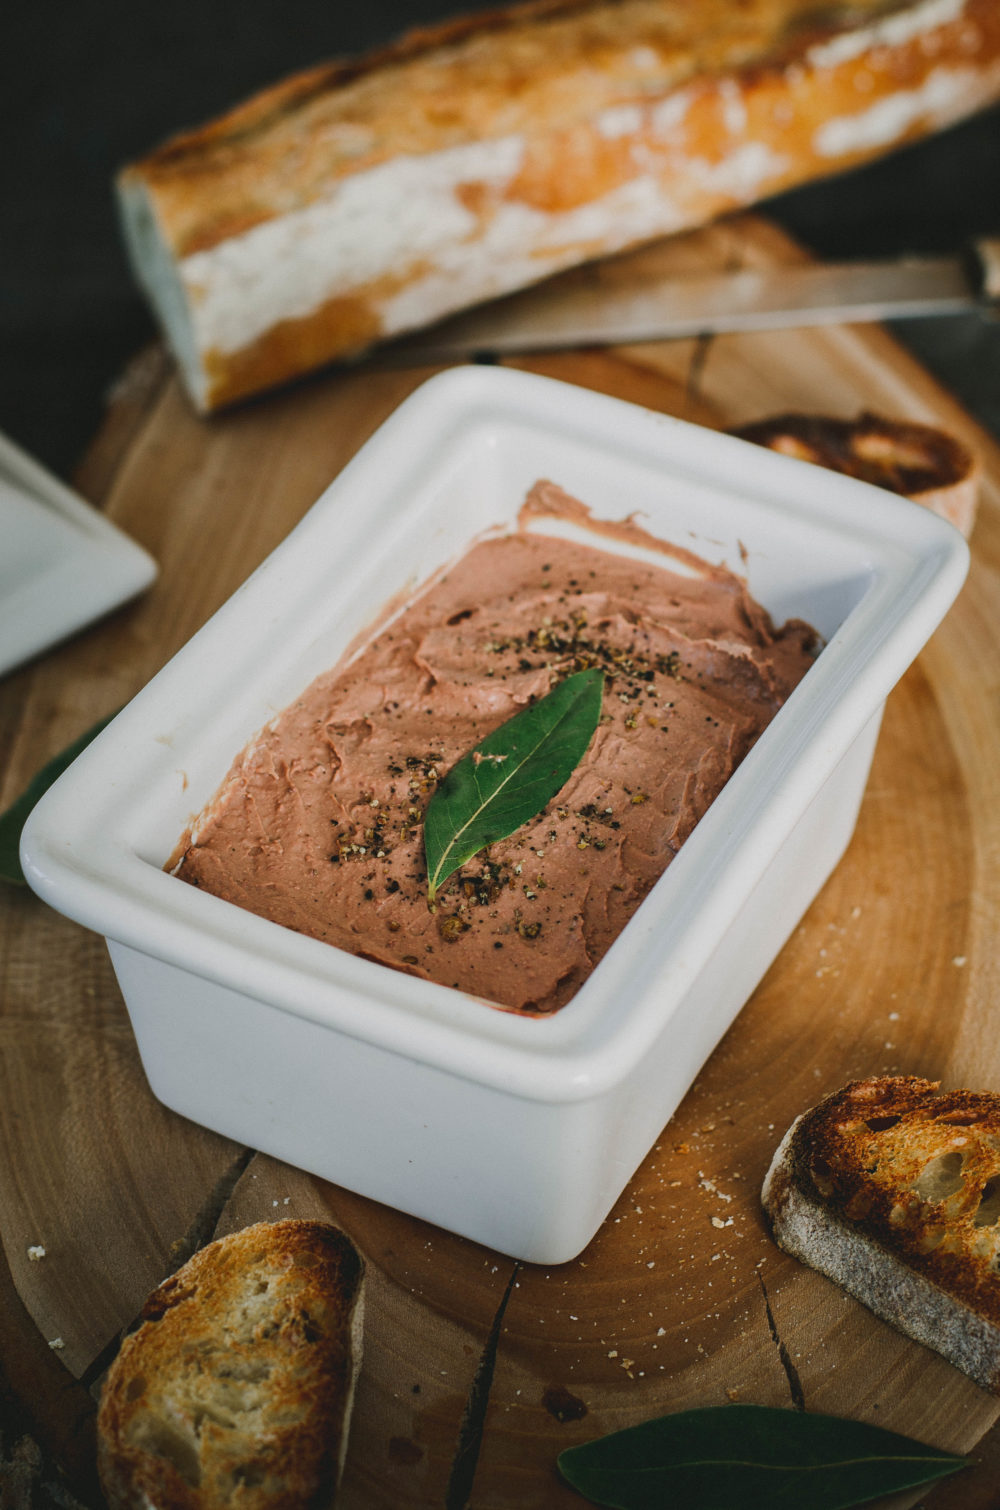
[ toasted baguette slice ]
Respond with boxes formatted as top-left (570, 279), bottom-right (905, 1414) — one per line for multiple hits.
top-left (732, 411), bottom-right (980, 537)
top-left (97, 1219), bottom-right (365, 1510)
top-left (116, 0), bottom-right (1000, 412)
top-left (762, 1076), bottom-right (1000, 1393)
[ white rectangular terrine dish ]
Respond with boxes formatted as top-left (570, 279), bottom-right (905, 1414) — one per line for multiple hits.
top-left (20, 366), bottom-right (969, 1263)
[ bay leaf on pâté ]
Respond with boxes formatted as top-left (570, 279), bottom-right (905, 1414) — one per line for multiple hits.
top-left (423, 667), bottom-right (604, 903)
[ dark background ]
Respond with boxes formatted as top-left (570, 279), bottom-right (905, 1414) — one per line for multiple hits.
top-left (5, 1), bottom-right (1000, 481)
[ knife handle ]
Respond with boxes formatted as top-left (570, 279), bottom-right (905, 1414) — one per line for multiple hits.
top-left (971, 238), bottom-right (1000, 309)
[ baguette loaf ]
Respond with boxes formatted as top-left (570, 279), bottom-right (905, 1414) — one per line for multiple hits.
top-left (732, 409), bottom-right (981, 535)
top-left (97, 1219), bottom-right (365, 1510)
top-left (762, 1077), bottom-right (1000, 1393)
top-left (117, 0), bottom-right (1000, 413)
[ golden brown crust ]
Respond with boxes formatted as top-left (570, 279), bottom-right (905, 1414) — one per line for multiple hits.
top-left (133, 1), bottom-right (637, 179)
top-left (732, 411), bottom-right (981, 535)
top-left (765, 1077), bottom-right (1000, 1330)
top-left (97, 1219), bottom-right (364, 1510)
top-left (116, 0), bottom-right (1000, 411)
top-left (129, 0), bottom-right (1000, 256)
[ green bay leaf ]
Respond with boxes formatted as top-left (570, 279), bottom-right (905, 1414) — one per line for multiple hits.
top-left (423, 667), bottom-right (604, 902)
top-left (557, 1405), bottom-right (968, 1510)
top-left (0, 711), bottom-right (119, 886)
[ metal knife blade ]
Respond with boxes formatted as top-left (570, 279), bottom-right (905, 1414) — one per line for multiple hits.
top-left (379, 239), bottom-right (1000, 364)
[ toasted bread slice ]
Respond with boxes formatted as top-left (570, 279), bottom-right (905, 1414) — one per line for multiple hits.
top-left (733, 411), bottom-right (980, 538)
top-left (762, 1077), bottom-right (1000, 1393)
top-left (97, 1219), bottom-right (365, 1509)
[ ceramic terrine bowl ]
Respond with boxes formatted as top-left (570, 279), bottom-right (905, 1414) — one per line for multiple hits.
top-left (21, 366), bottom-right (969, 1263)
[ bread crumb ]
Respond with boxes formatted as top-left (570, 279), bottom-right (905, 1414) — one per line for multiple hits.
top-left (48, 1337), bottom-right (65, 1350)
top-left (699, 1177), bottom-right (733, 1202)
top-left (27, 1245), bottom-right (46, 1261)
top-left (953, 956), bottom-right (967, 967)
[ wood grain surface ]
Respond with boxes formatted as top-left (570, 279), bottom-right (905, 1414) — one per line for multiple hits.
top-left (3, 215), bottom-right (1000, 1509)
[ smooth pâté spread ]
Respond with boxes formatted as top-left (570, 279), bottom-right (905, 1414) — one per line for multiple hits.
top-left (171, 483), bottom-right (818, 1013)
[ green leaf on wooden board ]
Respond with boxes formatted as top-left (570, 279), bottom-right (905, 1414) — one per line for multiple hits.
top-left (0, 712), bottom-right (119, 885)
top-left (423, 667), bottom-right (604, 902)
top-left (556, 1404), bottom-right (968, 1510)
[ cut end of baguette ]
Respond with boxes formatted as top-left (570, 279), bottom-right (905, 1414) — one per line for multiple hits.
top-left (733, 410), bottom-right (981, 537)
top-left (116, 176), bottom-right (212, 414)
top-left (762, 1077), bottom-right (1000, 1393)
top-left (97, 1218), bottom-right (365, 1510)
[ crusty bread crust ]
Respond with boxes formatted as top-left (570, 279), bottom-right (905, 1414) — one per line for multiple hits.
top-left (762, 1077), bottom-right (1000, 1393)
top-left (733, 411), bottom-right (981, 536)
top-left (116, 0), bottom-right (1000, 412)
top-left (97, 1219), bottom-right (365, 1510)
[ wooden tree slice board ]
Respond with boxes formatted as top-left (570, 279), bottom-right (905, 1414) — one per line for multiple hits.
top-left (3, 213), bottom-right (1000, 1508)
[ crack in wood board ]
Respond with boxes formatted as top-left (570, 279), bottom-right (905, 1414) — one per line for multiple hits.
top-left (167, 1145), bottom-right (259, 1269)
top-left (78, 1146), bottom-right (256, 1393)
top-left (758, 1272), bottom-right (806, 1412)
top-left (684, 331), bottom-right (715, 416)
top-left (445, 1260), bottom-right (522, 1510)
